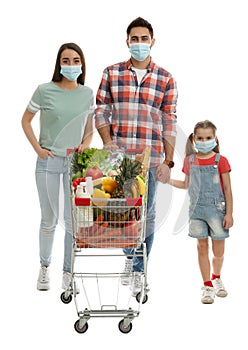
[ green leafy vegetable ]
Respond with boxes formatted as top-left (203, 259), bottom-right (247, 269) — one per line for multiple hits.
top-left (71, 148), bottom-right (110, 178)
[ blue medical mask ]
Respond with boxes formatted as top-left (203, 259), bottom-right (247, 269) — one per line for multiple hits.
top-left (194, 139), bottom-right (217, 153)
top-left (129, 43), bottom-right (151, 61)
top-left (60, 65), bottom-right (82, 81)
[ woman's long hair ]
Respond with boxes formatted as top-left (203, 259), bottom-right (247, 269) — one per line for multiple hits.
top-left (52, 42), bottom-right (86, 85)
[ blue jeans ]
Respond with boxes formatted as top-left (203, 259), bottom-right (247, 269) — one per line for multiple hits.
top-left (123, 167), bottom-right (158, 272)
top-left (35, 156), bottom-right (72, 272)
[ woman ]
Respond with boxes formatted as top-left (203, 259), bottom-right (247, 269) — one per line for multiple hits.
top-left (22, 43), bottom-right (94, 291)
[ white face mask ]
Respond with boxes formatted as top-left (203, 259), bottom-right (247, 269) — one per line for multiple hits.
top-left (60, 65), bottom-right (82, 81)
top-left (194, 139), bottom-right (217, 153)
top-left (129, 43), bottom-right (151, 61)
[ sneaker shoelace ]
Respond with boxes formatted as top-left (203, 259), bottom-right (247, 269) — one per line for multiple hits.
top-left (40, 268), bottom-right (48, 282)
top-left (124, 259), bottom-right (132, 273)
top-left (214, 278), bottom-right (225, 290)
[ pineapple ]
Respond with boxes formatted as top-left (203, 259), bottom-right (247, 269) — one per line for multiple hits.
top-left (112, 156), bottom-right (142, 198)
top-left (108, 156), bottom-right (142, 227)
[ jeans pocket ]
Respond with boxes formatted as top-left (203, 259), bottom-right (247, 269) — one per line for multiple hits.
top-left (35, 157), bottom-right (49, 173)
top-left (215, 200), bottom-right (226, 214)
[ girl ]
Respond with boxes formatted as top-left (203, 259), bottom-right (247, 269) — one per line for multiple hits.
top-left (170, 120), bottom-right (233, 304)
top-left (22, 43), bottom-right (94, 291)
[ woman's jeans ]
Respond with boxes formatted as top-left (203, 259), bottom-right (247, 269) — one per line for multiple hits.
top-left (123, 167), bottom-right (158, 272)
top-left (35, 156), bottom-right (72, 272)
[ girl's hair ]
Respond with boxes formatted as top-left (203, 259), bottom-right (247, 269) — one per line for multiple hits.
top-left (52, 42), bottom-right (86, 85)
top-left (185, 120), bottom-right (220, 156)
top-left (126, 17), bottom-right (154, 39)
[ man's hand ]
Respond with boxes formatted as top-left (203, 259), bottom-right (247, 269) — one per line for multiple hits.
top-left (156, 163), bottom-right (171, 184)
top-left (103, 141), bottom-right (119, 152)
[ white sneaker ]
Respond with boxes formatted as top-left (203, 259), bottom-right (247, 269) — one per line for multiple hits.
top-left (130, 272), bottom-right (142, 297)
top-left (201, 286), bottom-right (215, 304)
top-left (37, 266), bottom-right (50, 291)
top-left (121, 258), bottom-right (133, 286)
top-left (212, 278), bottom-right (228, 297)
top-left (62, 272), bottom-right (79, 294)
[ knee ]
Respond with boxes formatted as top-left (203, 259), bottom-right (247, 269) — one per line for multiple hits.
top-left (197, 240), bottom-right (209, 255)
top-left (213, 250), bottom-right (224, 259)
top-left (40, 217), bottom-right (58, 232)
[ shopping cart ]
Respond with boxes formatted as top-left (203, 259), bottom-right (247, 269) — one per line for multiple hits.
top-left (61, 148), bottom-right (150, 334)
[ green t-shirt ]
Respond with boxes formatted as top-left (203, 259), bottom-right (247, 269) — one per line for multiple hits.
top-left (27, 81), bottom-right (94, 156)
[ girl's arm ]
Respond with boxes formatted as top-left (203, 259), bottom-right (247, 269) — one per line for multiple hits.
top-left (221, 172), bottom-right (234, 229)
top-left (169, 175), bottom-right (189, 189)
top-left (21, 108), bottom-right (54, 158)
top-left (78, 116), bottom-right (93, 152)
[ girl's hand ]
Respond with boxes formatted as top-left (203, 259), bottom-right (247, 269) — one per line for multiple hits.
top-left (37, 147), bottom-right (54, 158)
top-left (223, 214), bottom-right (234, 229)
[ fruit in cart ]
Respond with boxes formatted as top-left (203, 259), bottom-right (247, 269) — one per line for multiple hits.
top-left (92, 177), bottom-right (103, 189)
top-left (72, 177), bottom-right (86, 191)
top-left (112, 156), bottom-right (142, 198)
top-left (92, 188), bottom-right (110, 206)
top-left (85, 166), bottom-right (103, 180)
top-left (136, 175), bottom-right (146, 196)
top-left (123, 179), bottom-right (140, 198)
top-left (101, 177), bottom-right (118, 194)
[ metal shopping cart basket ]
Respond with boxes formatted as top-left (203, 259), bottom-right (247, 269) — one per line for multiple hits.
top-left (61, 147), bottom-right (150, 334)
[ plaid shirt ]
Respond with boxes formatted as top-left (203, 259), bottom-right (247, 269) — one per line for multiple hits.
top-left (95, 59), bottom-right (178, 167)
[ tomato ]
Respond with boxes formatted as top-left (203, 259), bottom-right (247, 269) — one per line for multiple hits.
top-left (72, 178), bottom-right (80, 189)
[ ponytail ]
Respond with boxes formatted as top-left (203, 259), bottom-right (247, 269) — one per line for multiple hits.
top-left (185, 133), bottom-right (196, 156)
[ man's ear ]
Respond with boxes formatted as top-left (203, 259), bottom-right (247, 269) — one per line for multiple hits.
top-left (151, 38), bottom-right (155, 48)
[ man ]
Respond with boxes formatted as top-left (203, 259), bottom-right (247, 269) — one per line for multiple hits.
top-left (95, 17), bottom-right (178, 296)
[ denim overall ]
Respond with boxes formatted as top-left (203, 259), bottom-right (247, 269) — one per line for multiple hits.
top-left (188, 153), bottom-right (229, 240)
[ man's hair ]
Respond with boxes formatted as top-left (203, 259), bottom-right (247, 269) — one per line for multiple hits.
top-left (126, 17), bottom-right (154, 39)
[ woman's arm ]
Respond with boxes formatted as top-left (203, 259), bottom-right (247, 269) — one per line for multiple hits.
top-left (221, 172), bottom-right (234, 229)
top-left (169, 175), bottom-right (189, 189)
top-left (78, 116), bottom-right (94, 152)
top-left (21, 108), bottom-right (54, 158)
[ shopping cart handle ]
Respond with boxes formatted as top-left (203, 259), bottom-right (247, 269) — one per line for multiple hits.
top-left (66, 148), bottom-right (79, 156)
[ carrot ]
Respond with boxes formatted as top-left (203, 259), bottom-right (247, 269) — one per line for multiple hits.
top-left (95, 214), bottom-right (104, 222)
top-left (100, 228), bottom-right (122, 237)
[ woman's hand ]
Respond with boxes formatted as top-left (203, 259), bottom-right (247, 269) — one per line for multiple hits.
top-left (77, 143), bottom-right (90, 153)
top-left (37, 147), bottom-right (54, 158)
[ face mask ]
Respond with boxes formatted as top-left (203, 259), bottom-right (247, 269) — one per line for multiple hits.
top-left (194, 139), bottom-right (217, 153)
top-left (129, 43), bottom-right (151, 61)
top-left (60, 65), bottom-right (82, 81)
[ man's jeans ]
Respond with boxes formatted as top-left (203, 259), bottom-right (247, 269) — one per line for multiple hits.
top-left (123, 167), bottom-right (158, 272)
top-left (35, 156), bottom-right (72, 272)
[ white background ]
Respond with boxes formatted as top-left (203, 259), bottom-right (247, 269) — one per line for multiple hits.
top-left (1, 0), bottom-right (247, 348)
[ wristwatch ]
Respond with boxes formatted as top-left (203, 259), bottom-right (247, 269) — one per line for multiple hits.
top-left (163, 159), bottom-right (175, 168)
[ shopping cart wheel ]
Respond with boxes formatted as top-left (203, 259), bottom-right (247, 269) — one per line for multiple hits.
top-left (60, 291), bottom-right (72, 304)
top-left (136, 292), bottom-right (148, 304)
top-left (74, 319), bottom-right (88, 334)
top-left (118, 320), bottom-right (132, 334)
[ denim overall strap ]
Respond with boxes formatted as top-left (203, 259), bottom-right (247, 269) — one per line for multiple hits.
top-left (189, 154), bottom-right (195, 163)
top-left (214, 153), bottom-right (221, 163)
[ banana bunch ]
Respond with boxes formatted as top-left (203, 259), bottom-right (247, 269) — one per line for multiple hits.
top-left (136, 175), bottom-right (147, 196)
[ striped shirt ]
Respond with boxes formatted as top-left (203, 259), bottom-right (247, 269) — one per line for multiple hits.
top-left (95, 59), bottom-right (178, 167)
